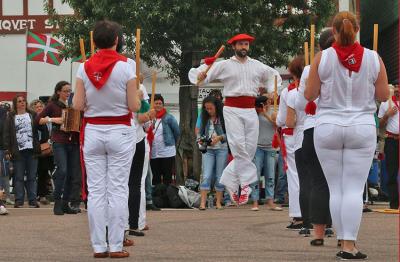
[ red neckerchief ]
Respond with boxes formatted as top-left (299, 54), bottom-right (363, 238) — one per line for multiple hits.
top-left (392, 96), bottom-right (400, 109)
top-left (287, 80), bottom-right (299, 91)
top-left (332, 42), bottom-right (364, 73)
top-left (147, 108), bottom-right (167, 151)
top-left (84, 49), bottom-right (127, 90)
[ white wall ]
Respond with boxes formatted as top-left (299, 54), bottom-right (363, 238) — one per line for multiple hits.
top-left (0, 34), bottom-right (75, 101)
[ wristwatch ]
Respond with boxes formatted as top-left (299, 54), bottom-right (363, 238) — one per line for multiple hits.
top-left (48, 117), bottom-right (52, 123)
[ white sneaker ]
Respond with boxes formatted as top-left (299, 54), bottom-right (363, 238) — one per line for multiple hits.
top-left (226, 188), bottom-right (239, 205)
top-left (5, 198), bottom-right (14, 205)
top-left (238, 185), bottom-right (252, 205)
top-left (0, 205), bottom-right (9, 215)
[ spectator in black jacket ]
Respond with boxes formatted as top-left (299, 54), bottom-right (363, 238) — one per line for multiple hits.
top-left (3, 95), bottom-right (41, 208)
top-left (0, 104), bottom-right (13, 206)
top-left (30, 99), bottom-right (54, 205)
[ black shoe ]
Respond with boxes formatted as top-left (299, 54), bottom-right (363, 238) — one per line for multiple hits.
top-left (146, 204), bottom-right (161, 211)
top-left (325, 228), bottom-right (334, 237)
top-left (286, 222), bottom-right (303, 230)
top-left (53, 200), bottom-right (64, 215)
top-left (128, 229), bottom-right (145, 237)
top-left (14, 203), bottom-right (23, 208)
top-left (70, 203), bottom-right (81, 213)
top-left (310, 239), bottom-right (324, 246)
top-left (62, 201), bottom-right (78, 214)
top-left (298, 227), bottom-right (311, 237)
top-left (337, 250), bottom-right (368, 260)
top-left (362, 207), bottom-right (373, 213)
top-left (274, 199), bottom-right (285, 204)
top-left (29, 201), bottom-right (40, 208)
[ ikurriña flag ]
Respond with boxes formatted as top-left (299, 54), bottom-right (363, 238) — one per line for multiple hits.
top-left (26, 31), bottom-right (64, 66)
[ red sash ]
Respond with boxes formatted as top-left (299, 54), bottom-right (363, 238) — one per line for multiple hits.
top-left (225, 96), bottom-right (256, 108)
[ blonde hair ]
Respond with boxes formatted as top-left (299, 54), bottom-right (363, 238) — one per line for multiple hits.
top-left (332, 11), bottom-right (358, 46)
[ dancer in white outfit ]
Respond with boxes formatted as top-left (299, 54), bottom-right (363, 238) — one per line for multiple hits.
top-left (276, 67), bottom-right (302, 229)
top-left (305, 12), bottom-right (389, 260)
top-left (73, 20), bottom-right (140, 259)
top-left (189, 33), bottom-right (282, 205)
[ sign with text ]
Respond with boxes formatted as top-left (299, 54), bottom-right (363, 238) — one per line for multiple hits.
top-left (0, 15), bottom-right (59, 34)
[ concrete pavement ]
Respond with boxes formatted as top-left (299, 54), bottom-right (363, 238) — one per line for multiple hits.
top-left (0, 203), bottom-right (398, 262)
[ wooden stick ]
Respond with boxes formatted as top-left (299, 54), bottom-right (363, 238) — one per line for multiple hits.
top-left (304, 42), bottom-right (309, 66)
top-left (273, 75), bottom-right (278, 113)
top-left (90, 31), bottom-right (95, 56)
top-left (196, 45), bottom-right (225, 85)
top-left (79, 38), bottom-right (87, 62)
top-left (135, 29), bottom-right (141, 89)
top-left (310, 24), bottom-right (315, 63)
top-left (373, 24), bottom-right (378, 51)
top-left (150, 71), bottom-right (156, 109)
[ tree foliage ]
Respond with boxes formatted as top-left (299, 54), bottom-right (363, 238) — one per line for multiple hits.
top-left (50, 0), bottom-right (334, 77)
top-left (49, 0), bottom-right (335, 180)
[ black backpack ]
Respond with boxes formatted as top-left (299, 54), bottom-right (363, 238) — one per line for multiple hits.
top-left (152, 184), bottom-right (169, 208)
top-left (166, 184), bottom-right (187, 208)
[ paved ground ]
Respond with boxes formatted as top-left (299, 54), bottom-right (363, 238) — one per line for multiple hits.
top-left (0, 203), bottom-right (398, 262)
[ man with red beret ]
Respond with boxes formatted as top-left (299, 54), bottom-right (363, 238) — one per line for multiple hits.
top-left (188, 33), bottom-right (282, 205)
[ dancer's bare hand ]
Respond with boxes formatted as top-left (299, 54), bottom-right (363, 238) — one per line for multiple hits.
top-left (271, 112), bottom-right (277, 122)
top-left (148, 109), bottom-right (156, 120)
top-left (387, 106), bottom-right (398, 117)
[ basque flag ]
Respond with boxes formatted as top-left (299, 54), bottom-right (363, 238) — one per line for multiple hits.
top-left (26, 31), bottom-right (64, 65)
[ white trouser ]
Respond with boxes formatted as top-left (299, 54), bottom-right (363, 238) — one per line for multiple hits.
top-left (138, 139), bottom-right (150, 230)
top-left (220, 106), bottom-right (259, 191)
top-left (84, 124), bottom-right (136, 253)
top-left (284, 135), bottom-right (301, 218)
top-left (314, 124), bottom-right (375, 241)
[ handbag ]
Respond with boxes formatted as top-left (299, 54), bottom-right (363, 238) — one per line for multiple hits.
top-left (40, 142), bottom-right (52, 157)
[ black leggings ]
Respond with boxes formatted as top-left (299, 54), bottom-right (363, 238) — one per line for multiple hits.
top-left (128, 138), bottom-right (145, 229)
top-left (37, 156), bottom-right (54, 197)
top-left (302, 128), bottom-right (332, 225)
top-left (384, 138), bottom-right (399, 209)
top-left (150, 156), bottom-right (175, 185)
top-left (295, 148), bottom-right (311, 228)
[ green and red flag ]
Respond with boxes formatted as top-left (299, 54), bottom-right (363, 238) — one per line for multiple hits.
top-left (26, 31), bottom-right (64, 66)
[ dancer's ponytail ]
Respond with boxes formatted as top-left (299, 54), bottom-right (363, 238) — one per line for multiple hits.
top-left (333, 11), bottom-right (358, 46)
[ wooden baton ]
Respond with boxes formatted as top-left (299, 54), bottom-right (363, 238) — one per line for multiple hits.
top-left (310, 24), bottom-right (315, 63)
top-left (90, 31), bottom-right (95, 56)
top-left (273, 75), bottom-right (278, 113)
top-left (135, 29), bottom-right (141, 89)
top-left (304, 42), bottom-right (309, 66)
top-left (373, 24), bottom-right (378, 51)
top-left (196, 45), bottom-right (225, 85)
top-left (79, 38), bottom-right (87, 62)
top-left (150, 71), bottom-right (156, 109)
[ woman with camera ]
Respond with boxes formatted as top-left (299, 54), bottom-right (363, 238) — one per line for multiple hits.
top-left (198, 96), bottom-right (228, 210)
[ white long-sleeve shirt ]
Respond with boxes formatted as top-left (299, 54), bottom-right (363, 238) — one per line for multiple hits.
top-left (188, 56), bottom-right (282, 97)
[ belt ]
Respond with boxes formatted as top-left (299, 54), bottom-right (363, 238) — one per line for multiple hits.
top-left (386, 131), bottom-right (399, 140)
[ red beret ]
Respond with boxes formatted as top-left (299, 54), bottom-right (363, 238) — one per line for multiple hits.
top-left (227, 33), bottom-right (255, 45)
